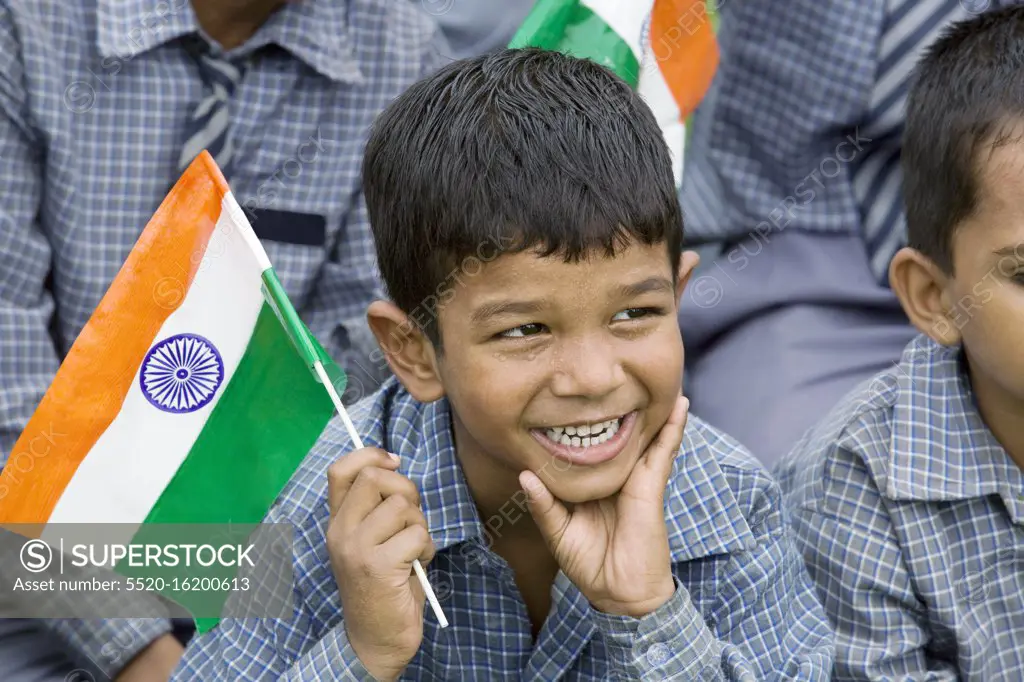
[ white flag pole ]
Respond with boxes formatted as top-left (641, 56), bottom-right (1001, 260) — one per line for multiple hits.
top-left (312, 361), bottom-right (449, 629)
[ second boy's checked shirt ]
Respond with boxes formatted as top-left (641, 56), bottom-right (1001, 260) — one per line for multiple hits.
top-left (776, 334), bottom-right (1024, 681)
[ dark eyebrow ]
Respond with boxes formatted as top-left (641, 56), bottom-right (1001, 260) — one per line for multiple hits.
top-left (614, 276), bottom-right (675, 299)
top-left (470, 299), bottom-right (546, 325)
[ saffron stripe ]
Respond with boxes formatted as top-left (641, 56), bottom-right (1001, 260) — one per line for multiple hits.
top-left (42, 195), bottom-right (269, 536)
top-left (648, 0), bottom-right (718, 120)
top-left (0, 153), bottom-right (229, 530)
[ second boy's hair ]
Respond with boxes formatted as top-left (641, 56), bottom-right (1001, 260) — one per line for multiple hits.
top-left (361, 48), bottom-right (683, 346)
top-left (903, 5), bottom-right (1024, 273)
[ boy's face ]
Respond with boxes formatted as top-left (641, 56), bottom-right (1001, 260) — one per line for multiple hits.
top-left (944, 143), bottom-right (1024, 405)
top-left (433, 240), bottom-right (690, 505)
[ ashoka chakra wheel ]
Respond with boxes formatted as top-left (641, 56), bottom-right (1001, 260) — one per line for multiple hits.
top-left (139, 333), bottom-right (225, 414)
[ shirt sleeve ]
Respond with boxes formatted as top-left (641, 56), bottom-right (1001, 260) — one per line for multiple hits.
top-left (788, 448), bottom-right (959, 681)
top-left (590, 479), bottom-right (834, 680)
top-left (680, 0), bottom-right (882, 244)
top-left (589, 578), bottom-right (724, 680)
top-left (0, 2), bottom-right (62, 462)
top-left (48, 617), bottom-right (174, 679)
top-left (173, 615), bottom-right (377, 681)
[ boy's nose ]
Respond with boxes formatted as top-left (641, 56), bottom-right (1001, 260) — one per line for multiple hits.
top-left (549, 337), bottom-right (627, 399)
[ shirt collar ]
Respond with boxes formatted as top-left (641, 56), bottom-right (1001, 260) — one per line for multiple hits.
top-left (96, 0), bottom-right (198, 60)
top-left (376, 380), bottom-right (757, 560)
top-left (665, 417), bottom-right (758, 562)
top-left (393, 395), bottom-right (485, 552)
top-left (886, 335), bottom-right (1024, 519)
top-left (96, 0), bottom-right (364, 84)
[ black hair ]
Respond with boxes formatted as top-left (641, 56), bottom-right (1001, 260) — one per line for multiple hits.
top-left (361, 47), bottom-right (683, 345)
top-left (904, 5), bottom-right (1024, 273)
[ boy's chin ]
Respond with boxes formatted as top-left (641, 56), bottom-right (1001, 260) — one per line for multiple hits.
top-left (546, 468), bottom-right (632, 505)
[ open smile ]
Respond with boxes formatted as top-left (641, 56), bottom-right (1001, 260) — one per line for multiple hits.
top-left (529, 411), bottom-right (638, 466)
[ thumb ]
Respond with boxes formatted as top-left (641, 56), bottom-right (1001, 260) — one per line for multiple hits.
top-left (519, 470), bottom-right (571, 549)
top-left (629, 395), bottom-right (690, 497)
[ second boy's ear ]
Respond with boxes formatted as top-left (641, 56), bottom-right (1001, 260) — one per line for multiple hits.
top-left (674, 250), bottom-right (701, 305)
top-left (889, 246), bottom-right (962, 346)
top-left (366, 301), bottom-right (446, 403)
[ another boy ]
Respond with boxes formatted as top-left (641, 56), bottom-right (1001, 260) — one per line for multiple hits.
top-left (174, 48), bottom-right (833, 680)
top-left (775, 7), bottom-right (1024, 681)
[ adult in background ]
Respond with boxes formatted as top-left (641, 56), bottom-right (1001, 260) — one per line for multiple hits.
top-left (678, 0), bottom-right (1011, 466)
top-left (0, 0), bottom-right (448, 679)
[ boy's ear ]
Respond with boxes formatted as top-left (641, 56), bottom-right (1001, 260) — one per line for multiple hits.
top-left (366, 301), bottom-right (445, 403)
top-left (889, 246), bottom-right (961, 346)
top-left (674, 249), bottom-right (701, 304)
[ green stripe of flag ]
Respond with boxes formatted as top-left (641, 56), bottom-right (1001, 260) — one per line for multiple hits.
top-left (509, 0), bottom-right (642, 87)
top-left (139, 302), bottom-right (335, 527)
top-left (125, 295), bottom-right (343, 632)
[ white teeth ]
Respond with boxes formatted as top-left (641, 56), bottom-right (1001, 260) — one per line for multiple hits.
top-left (543, 415), bottom-right (626, 446)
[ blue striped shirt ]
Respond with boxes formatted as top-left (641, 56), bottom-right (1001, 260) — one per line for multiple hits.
top-left (175, 378), bottom-right (834, 680)
top-left (0, 0), bottom-right (447, 676)
top-left (681, 0), bottom-right (1008, 246)
top-left (776, 335), bottom-right (1024, 680)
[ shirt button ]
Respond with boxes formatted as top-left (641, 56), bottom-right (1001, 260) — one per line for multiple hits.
top-left (646, 643), bottom-right (671, 667)
top-left (464, 546), bottom-right (489, 567)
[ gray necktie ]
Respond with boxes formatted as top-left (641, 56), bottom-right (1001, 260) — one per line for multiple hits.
top-left (178, 43), bottom-right (246, 176)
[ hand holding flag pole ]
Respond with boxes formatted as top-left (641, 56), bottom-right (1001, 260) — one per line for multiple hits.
top-left (311, 360), bottom-right (449, 629)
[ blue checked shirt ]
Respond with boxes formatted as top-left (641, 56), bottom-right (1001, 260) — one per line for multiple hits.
top-left (775, 334), bottom-right (1024, 681)
top-left (174, 377), bottom-right (834, 680)
top-left (0, 0), bottom-right (447, 676)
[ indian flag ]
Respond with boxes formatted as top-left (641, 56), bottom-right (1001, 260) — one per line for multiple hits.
top-left (510, 0), bottom-right (719, 185)
top-left (0, 153), bottom-right (344, 627)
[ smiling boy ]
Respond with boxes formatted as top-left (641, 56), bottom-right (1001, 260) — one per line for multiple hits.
top-left (174, 48), bottom-right (833, 680)
top-left (775, 7), bottom-right (1024, 681)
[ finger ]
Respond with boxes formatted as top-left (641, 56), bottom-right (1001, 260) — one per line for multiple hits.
top-left (519, 470), bottom-right (571, 550)
top-left (635, 395), bottom-right (690, 487)
top-left (337, 466), bottom-right (422, 532)
top-left (327, 448), bottom-right (400, 517)
top-left (378, 524), bottom-right (436, 567)
top-left (359, 492), bottom-right (429, 547)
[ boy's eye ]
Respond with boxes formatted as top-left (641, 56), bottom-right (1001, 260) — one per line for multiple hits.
top-left (611, 307), bottom-right (662, 322)
top-left (499, 323), bottom-right (547, 338)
